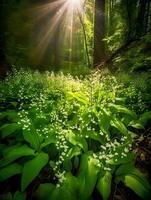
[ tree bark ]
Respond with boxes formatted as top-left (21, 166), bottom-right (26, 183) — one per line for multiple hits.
top-left (0, 0), bottom-right (11, 78)
top-left (136, 0), bottom-right (147, 37)
top-left (93, 0), bottom-right (105, 67)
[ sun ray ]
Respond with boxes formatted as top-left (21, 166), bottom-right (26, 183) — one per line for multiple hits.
top-left (32, 0), bottom-right (85, 64)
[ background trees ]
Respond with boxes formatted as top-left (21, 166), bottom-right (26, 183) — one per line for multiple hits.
top-left (0, 0), bottom-right (150, 74)
top-left (94, 0), bottom-right (105, 66)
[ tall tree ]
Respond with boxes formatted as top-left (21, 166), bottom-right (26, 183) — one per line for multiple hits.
top-left (136, 0), bottom-right (148, 37)
top-left (0, 0), bottom-right (11, 77)
top-left (93, 0), bottom-right (105, 67)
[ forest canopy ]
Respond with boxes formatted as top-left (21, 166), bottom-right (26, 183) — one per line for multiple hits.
top-left (0, 0), bottom-right (151, 74)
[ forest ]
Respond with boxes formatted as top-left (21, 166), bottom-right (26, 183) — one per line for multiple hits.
top-left (0, 0), bottom-right (151, 199)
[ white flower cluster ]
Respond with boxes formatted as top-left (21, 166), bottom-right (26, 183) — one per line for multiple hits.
top-left (52, 129), bottom-right (69, 186)
top-left (93, 136), bottom-right (132, 171)
top-left (18, 110), bottom-right (31, 131)
top-left (55, 171), bottom-right (66, 187)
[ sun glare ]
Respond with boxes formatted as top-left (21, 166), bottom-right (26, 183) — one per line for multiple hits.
top-left (67, 0), bottom-right (82, 7)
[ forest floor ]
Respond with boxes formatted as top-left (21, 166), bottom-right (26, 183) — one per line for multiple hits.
top-left (0, 69), bottom-right (151, 200)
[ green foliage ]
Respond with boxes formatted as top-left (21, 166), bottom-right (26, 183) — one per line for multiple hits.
top-left (0, 69), bottom-right (151, 199)
top-left (21, 152), bottom-right (49, 191)
top-left (116, 163), bottom-right (151, 199)
top-left (97, 172), bottom-right (112, 200)
top-left (0, 163), bottom-right (22, 182)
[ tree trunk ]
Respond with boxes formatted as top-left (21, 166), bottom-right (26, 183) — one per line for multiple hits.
top-left (136, 0), bottom-right (147, 37)
top-left (0, 0), bottom-right (11, 78)
top-left (93, 0), bottom-right (105, 67)
top-left (145, 0), bottom-right (151, 33)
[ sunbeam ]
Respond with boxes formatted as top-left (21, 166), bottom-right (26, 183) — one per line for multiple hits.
top-left (32, 0), bottom-right (85, 64)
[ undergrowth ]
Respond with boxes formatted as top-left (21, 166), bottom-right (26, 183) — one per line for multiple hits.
top-left (0, 69), bottom-right (151, 200)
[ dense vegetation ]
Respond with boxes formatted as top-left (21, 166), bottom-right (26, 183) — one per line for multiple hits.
top-left (0, 69), bottom-right (151, 200)
top-left (0, 0), bottom-right (151, 199)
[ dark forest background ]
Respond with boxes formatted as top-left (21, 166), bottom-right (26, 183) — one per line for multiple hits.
top-left (0, 0), bottom-right (151, 76)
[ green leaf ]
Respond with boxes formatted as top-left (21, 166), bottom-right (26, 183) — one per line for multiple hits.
top-left (0, 163), bottom-right (22, 182)
top-left (21, 152), bottom-right (49, 191)
top-left (116, 164), bottom-right (151, 200)
top-left (67, 92), bottom-right (88, 105)
top-left (130, 112), bottom-right (151, 129)
top-left (98, 110), bottom-right (111, 134)
top-left (0, 123), bottom-right (21, 138)
top-left (13, 191), bottom-right (26, 200)
top-left (85, 130), bottom-right (103, 144)
top-left (129, 121), bottom-right (144, 129)
top-left (67, 146), bottom-right (81, 159)
top-left (123, 175), bottom-right (151, 200)
top-left (0, 110), bottom-right (19, 122)
top-left (115, 163), bottom-right (135, 177)
top-left (36, 183), bottom-right (55, 200)
top-left (63, 159), bottom-right (72, 172)
top-left (111, 118), bottom-right (128, 135)
top-left (41, 133), bottom-right (56, 148)
top-left (97, 172), bottom-right (112, 200)
top-left (78, 154), bottom-right (100, 199)
top-left (65, 130), bottom-right (88, 152)
top-left (109, 104), bottom-right (137, 118)
top-left (139, 111), bottom-right (151, 127)
top-left (23, 130), bottom-right (42, 150)
top-left (58, 173), bottom-right (79, 200)
top-left (0, 144), bottom-right (35, 167)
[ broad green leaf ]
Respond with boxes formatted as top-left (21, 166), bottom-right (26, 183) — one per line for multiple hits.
top-left (41, 133), bottom-right (56, 148)
top-left (50, 186), bottom-right (76, 200)
top-left (98, 110), bottom-right (111, 134)
top-left (123, 175), bottom-right (151, 200)
top-left (97, 172), bottom-right (112, 200)
top-left (116, 165), bottom-right (151, 191)
top-left (115, 163), bottom-right (135, 177)
top-left (129, 121), bottom-right (144, 129)
top-left (116, 164), bottom-right (151, 200)
top-left (0, 144), bottom-right (35, 167)
top-left (130, 112), bottom-right (151, 129)
top-left (67, 146), bottom-right (81, 159)
top-left (65, 130), bottom-right (88, 152)
top-left (50, 173), bottom-right (79, 200)
top-left (35, 183), bottom-right (55, 200)
top-left (111, 118), bottom-right (128, 135)
top-left (63, 159), bottom-right (72, 171)
top-left (139, 111), bottom-right (151, 126)
top-left (0, 123), bottom-right (21, 138)
top-left (109, 104), bottom-right (137, 118)
top-left (78, 154), bottom-right (100, 199)
top-left (84, 130), bottom-right (103, 144)
top-left (21, 151), bottom-right (49, 191)
top-left (0, 110), bottom-right (19, 122)
top-left (23, 130), bottom-right (42, 150)
top-left (0, 163), bottom-right (22, 182)
top-left (13, 191), bottom-right (26, 200)
top-left (67, 92), bottom-right (88, 105)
